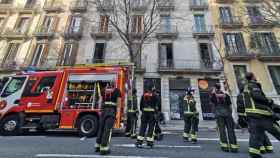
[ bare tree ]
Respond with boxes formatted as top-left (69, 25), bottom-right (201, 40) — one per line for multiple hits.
top-left (261, 0), bottom-right (280, 25)
top-left (88, 0), bottom-right (161, 65)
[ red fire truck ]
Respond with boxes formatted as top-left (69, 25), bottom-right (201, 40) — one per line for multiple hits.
top-left (0, 64), bottom-right (133, 137)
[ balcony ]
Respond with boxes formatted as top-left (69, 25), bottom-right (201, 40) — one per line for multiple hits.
top-left (156, 24), bottom-right (178, 39)
top-left (43, 0), bottom-right (62, 12)
top-left (219, 16), bottom-right (243, 29)
top-left (18, 3), bottom-right (40, 14)
top-left (96, 2), bottom-right (114, 12)
top-left (225, 49), bottom-right (254, 61)
top-left (62, 26), bottom-right (83, 39)
top-left (131, 0), bottom-right (148, 12)
top-left (157, 0), bottom-right (175, 11)
top-left (90, 24), bottom-right (113, 40)
top-left (248, 16), bottom-right (274, 28)
top-left (33, 26), bottom-right (55, 38)
top-left (243, 0), bottom-right (262, 3)
top-left (215, 0), bottom-right (234, 3)
top-left (70, 0), bottom-right (87, 12)
top-left (0, 2), bottom-right (13, 13)
top-left (192, 25), bottom-right (215, 39)
top-left (1, 28), bottom-right (28, 39)
top-left (189, 0), bottom-right (208, 10)
top-left (257, 50), bottom-right (280, 62)
top-left (158, 59), bottom-right (222, 74)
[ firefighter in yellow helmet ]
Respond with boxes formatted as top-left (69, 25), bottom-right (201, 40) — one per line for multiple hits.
top-left (182, 87), bottom-right (199, 143)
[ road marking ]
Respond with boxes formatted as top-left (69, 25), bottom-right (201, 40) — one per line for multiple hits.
top-left (198, 138), bottom-right (279, 143)
top-left (114, 144), bottom-right (201, 148)
top-left (36, 154), bottom-right (168, 158)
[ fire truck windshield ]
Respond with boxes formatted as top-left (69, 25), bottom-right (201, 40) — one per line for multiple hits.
top-left (1, 77), bottom-right (26, 97)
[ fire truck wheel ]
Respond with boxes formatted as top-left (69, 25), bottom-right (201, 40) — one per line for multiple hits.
top-left (0, 114), bottom-right (21, 136)
top-left (77, 115), bottom-right (98, 137)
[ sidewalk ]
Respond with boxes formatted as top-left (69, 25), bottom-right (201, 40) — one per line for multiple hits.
top-left (161, 120), bottom-right (217, 132)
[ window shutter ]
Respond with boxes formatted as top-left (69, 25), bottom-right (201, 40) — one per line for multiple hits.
top-left (70, 42), bottom-right (79, 66)
top-left (270, 32), bottom-right (279, 52)
top-left (57, 42), bottom-right (65, 66)
top-left (40, 44), bottom-right (48, 66)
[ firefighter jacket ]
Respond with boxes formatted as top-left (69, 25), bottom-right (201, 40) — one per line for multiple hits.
top-left (102, 87), bottom-right (121, 108)
top-left (183, 96), bottom-right (198, 116)
top-left (140, 92), bottom-right (160, 112)
top-left (127, 94), bottom-right (138, 113)
top-left (211, 90), bottom-right (232, 117)
top-left (243, 80), bottom-right (273, 118)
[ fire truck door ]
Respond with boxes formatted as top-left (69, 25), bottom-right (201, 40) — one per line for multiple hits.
top-left (23, 74), bottom-right (62, 112)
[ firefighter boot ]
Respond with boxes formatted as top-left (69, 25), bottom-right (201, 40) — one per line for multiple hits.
top-left (183, 133), bottom-right (189, 142)
top-left (100, 149), bottom-right (111, 155)
top-left (95, 144), bottom-right (100, 152)
top-left (135, 140), bottom-right (143, 148)
top-left (147, 141), bottom-right (154, 148)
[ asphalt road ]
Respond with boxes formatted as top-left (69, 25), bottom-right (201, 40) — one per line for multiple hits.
top-left (0, 131), bottom-right (279, 158)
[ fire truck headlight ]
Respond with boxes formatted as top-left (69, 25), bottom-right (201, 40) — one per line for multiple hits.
top-left (0, 100), bottom-right (7, 110)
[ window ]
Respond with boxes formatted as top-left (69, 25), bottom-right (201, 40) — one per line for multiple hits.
top-left (35, 76), bottom-right (56, 94)
top-left (1, 77), bottom-right (26, 97)
top-left (93, 43), bottom-right (105, 63)
top-left (42, 16), bottom-right (55, 32)
top-left (192, 0), bottom-right (207, 5)
top-left (159, 43), bottom-right (173, 67)
top-left (268, 66), bottom-right (280, 94)
top-left (16, 17), bottom-right (30, 33)
top-left (251, 32), bottom-right (279, 55)
top-left (69, 16), bottom-right (82, 33)
top-left (160, 15), bottom-right (171, 32)
top-left (247, 6), bottom-right (264, 24)
top-left (233, 65), bottom-right (247, 91)
top-left (59, 43), bottom-right (77, 66)
top-left (22, 76), bottom-right (56, 97)
top-left (194, 14), bottom-right (206, 32)
top-left (223, 33), bottom-right (246, 55)
top-left (0, 17), bottom-right (5, 28)
top-left (219, 7), bottom-right (233, 23)
top-left (31, 43), bottom-right (47, 66)
top-left (99, 15), bottom-right (109, 32)
top-left (2, 43), bottom-right (20, 67)
top-left (0, 0), bottom-right (13, 4)
top-left (199, 43), bottom-right (212, 68)
top-left (22, 77), bottom-right (37, 97)
top-left (25, 0), bottom-right (36, 8)
top-left (132, 15), bottom-right (144, 33)
top-left (132, 43), bottom-right (142, 68)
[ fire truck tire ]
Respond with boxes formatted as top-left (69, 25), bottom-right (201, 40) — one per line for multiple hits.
top-left (77, 115), bottom-right (98, 137)
top-left (0, 114), bottom-right (22, 136)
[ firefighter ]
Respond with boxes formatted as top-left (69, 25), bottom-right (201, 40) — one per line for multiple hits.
top-left (125, 88), bottom-right (138, 139)
top-left (153, 88), bottom-right (163, 141)
top-left (210, 83), bottom-right (239, 153)
top-left (135, 86), bottom-right (160, 148)
top-left (182, 87), bottom-right (199, 143)
top-left (237, 86), bottom-right (274, 154)
top-left (243, 72), bottom-right (280, 158)
top-left (95, 82), bottom-right (121, 155)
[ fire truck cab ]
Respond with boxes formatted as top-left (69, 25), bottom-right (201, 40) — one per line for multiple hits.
top-left (0, 65), bottom-right (132, 137)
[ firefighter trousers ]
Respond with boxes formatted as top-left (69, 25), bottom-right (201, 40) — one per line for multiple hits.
top-left (125, 112), bottom-right (138, 137)
top-left (248, 117), bottom-right (280, 158)
top-left (216, 116), bottom-right (238, 151)
top-left (96, 107), bottom-right (116, 153)
top-left (137, 112), bottom-right (156, 145)
top-left (260, 133), bottom-right (273, 153)
top-left (183, 115), bottom-right (199, 141)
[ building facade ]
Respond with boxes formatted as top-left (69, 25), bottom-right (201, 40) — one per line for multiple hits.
top-left (0, 0), bottom-right (226, 121)
top-left (210, 0), bottom-right (280, 114)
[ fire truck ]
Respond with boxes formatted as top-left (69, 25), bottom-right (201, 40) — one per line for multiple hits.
top-left (0, 64), bottom-right (133, 137)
